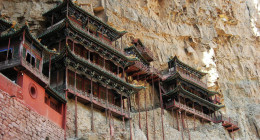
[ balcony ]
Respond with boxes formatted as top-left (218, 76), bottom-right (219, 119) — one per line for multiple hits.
top-left (134, 42), bottom-right (154, 62)
top-left (72, 52), bottom-right (125, 81)
top-left (67, 86), bottom-right (130, 119)
top-left (165, 100), bottom-right (213, 122)
top-left (68, 17), bottom-right (126, 54)
top-left (167, 70), bottom-right (207, 88)
top-left (21, 58), bottom-right (49, 84)
top-left (0, 55), bottom-right (49, 85)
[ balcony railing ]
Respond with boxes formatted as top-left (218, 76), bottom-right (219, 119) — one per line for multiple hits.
top-left (133, 61), bottom-right (149, 73)
top-left (21, 57), bottom-right (49, 84)
top-left (166, 100), bottom-right (213, 121)
top-left (167, 69), bottom-right (207, 88)
top-left (67, 86), bottom-right (129, 118)
top-left (73, 53), bottom-right (125, 81)
top-left (70, 18), bottom-right (126, 54)
top-left (221, 116), bottom-right (239, 126)
top-left (135, 44), bottom-right (154, 60)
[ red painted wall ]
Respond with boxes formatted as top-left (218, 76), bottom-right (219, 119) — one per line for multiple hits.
top-left (19, 73), bottom-right (63, 128)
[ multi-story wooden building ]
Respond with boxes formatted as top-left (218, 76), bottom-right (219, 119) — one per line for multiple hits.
top-left (0, 18), bottom-right (66, 128)
top-left (38, 0), bottom-right (146, 138)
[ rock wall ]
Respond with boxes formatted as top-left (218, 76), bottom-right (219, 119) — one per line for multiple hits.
top-left (0, 90), bottom-right (64, 140)
top-left (1, 0), bottom-right (260, 139)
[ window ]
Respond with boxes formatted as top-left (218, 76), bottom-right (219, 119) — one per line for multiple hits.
top-left (76, 75), bottom-right (83, 91)
top-left (93, 83), bottom-right (98, 97)
top-left (99, 86), bottom-right (106, 100)
top-left (45, 93), bottom-right (62, 114)
top-left (83, 49), bottom-right (88, 60)
top-left (25, 50), bottom-right (36, 67)
top-left (68, 71), bottom-right (75, 87)
top-left (29, 83), bottom-right (37, 99)
top-left (84, 79), bottom-right (91, 93)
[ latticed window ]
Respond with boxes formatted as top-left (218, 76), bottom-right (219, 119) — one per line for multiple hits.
top-left (98, 56), bottom-right (104, 67)
top-left (84, 79), bottom-right (91, 93)
top-left (83, 49), bottom-right (88, 60)
top-left (76, 75), bottom-right (83, 91)
top-left (93, 83), bottom-right (98, 97)
top-left (68, 71), bottom-right (75, 87)
top-left (105, 60), bottom-right (111, 70)
top-left (99, 86), bottom-right (106, 100)
top-left (108, 90), bottom-right (114, 104)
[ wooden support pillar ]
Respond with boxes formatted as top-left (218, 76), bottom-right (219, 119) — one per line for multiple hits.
top-left (74, 71), bottom-right (78, 137)
top-left (106, 85), bottom-right (108, 124)
top-left (172, 108), bottom-right (174, 128)
top-left (137, 74), bottom-right (141, 130)
top-left (90, 78), bottom-right (94, 132)
top-left (152, 74), bottom-right (156, 140)
top-left (185, 111), bottom-right (191, 140)
top-left (159, 80), bottom-right (165, 140)
top-left (75, 95), bottom-right (78, 137)
top-left (6, 38), bottom-right (11, 61)
top-left (145, 86), bottom-right (149, 140)
top-left (109, 110), bottom-right (112, 139)
top-left (177, 109), bottom-right (180, 131)
top-left (48, 54), bottom-right (52, 84)
top-left (201, 105), bottom-right (204, 124)
top-left (64, 91), bottom-right (68, 140)
top-left (127, 97), bottom-right (132, 140)
top-left (180, 111), bottom-right (184, 140)
top-left (193, 102), bottom-right (196, 130)
top-left (120, 94), bottom-right (123, 114)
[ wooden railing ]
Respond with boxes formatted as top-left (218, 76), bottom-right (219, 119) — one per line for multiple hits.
top-left (68, 86), bottom-right (129, 117)
top-left (166, 100), bottom-right (213, 121)
top-left (135, 44), bottom-right (154, 60)
top-left (167, 70), bottom-right (207, 88)
top-left (73, 53), bottom-right (125, 81)
top-left (221, 116), bottom-right (239, 126)
top-left (133, 61), bottom-right (149, 73)
top-left (69, 17), bottom-right (126, 54)
top-left (21, 58), bottom-right (49, 84)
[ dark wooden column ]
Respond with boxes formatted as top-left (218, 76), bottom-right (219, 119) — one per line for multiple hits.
top-left (6, 38), bottom-right (11, 61)
top-left (159, 79), bottom-right (165, 140)
top-left (90, 78), bottom-right (94, 131)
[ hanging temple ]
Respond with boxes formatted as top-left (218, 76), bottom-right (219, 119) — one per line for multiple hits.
top-left (0, 0), bottom-right (239, 139)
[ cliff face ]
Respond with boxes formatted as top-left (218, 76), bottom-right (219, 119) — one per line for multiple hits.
top-left (1, 0), bottom-right (259, 139)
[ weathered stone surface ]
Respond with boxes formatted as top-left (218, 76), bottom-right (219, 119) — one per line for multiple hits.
top-left (0, 0), bottom-right (259, 139)
top-left (0, 90), bottom-right (64, 140)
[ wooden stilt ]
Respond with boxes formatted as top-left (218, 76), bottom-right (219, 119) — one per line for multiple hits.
top-left (128, 97), bottom-right (133, 140)
top-left (109, 111), bottom-right (112, 139)
top-left (185, 111), bottom-right (191, 140)
top-left (172, 108), bottom-right (174, 128)
top-left (137, 74), bottom-right (142, 130)
top-left (106, 86), bottom-right (108, 124)
top-left (75, 95), bottom-right (78, 137)
top-left (6, 38), bottom-right (11, 61)
top-left (123, 117), bottom-right (125, 130)
top-left (91, 78), bottom-right (94, 132)
top-left (159, 80), bottom-right (165, 140)
top-left (145, 85), bottom-right (149, 140)
top-left (180, 111), bottom-right (184, 140)
top-left (74, 72), bottom-right (78, 137)
top-left (64, 91), bottom-right (68, 140)
top-left (177, 109), bottom-right (180, 131)
top-left (193, 102), bottom-right (195, 130)
top-left (152, 74), bottom-right (156, 140)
